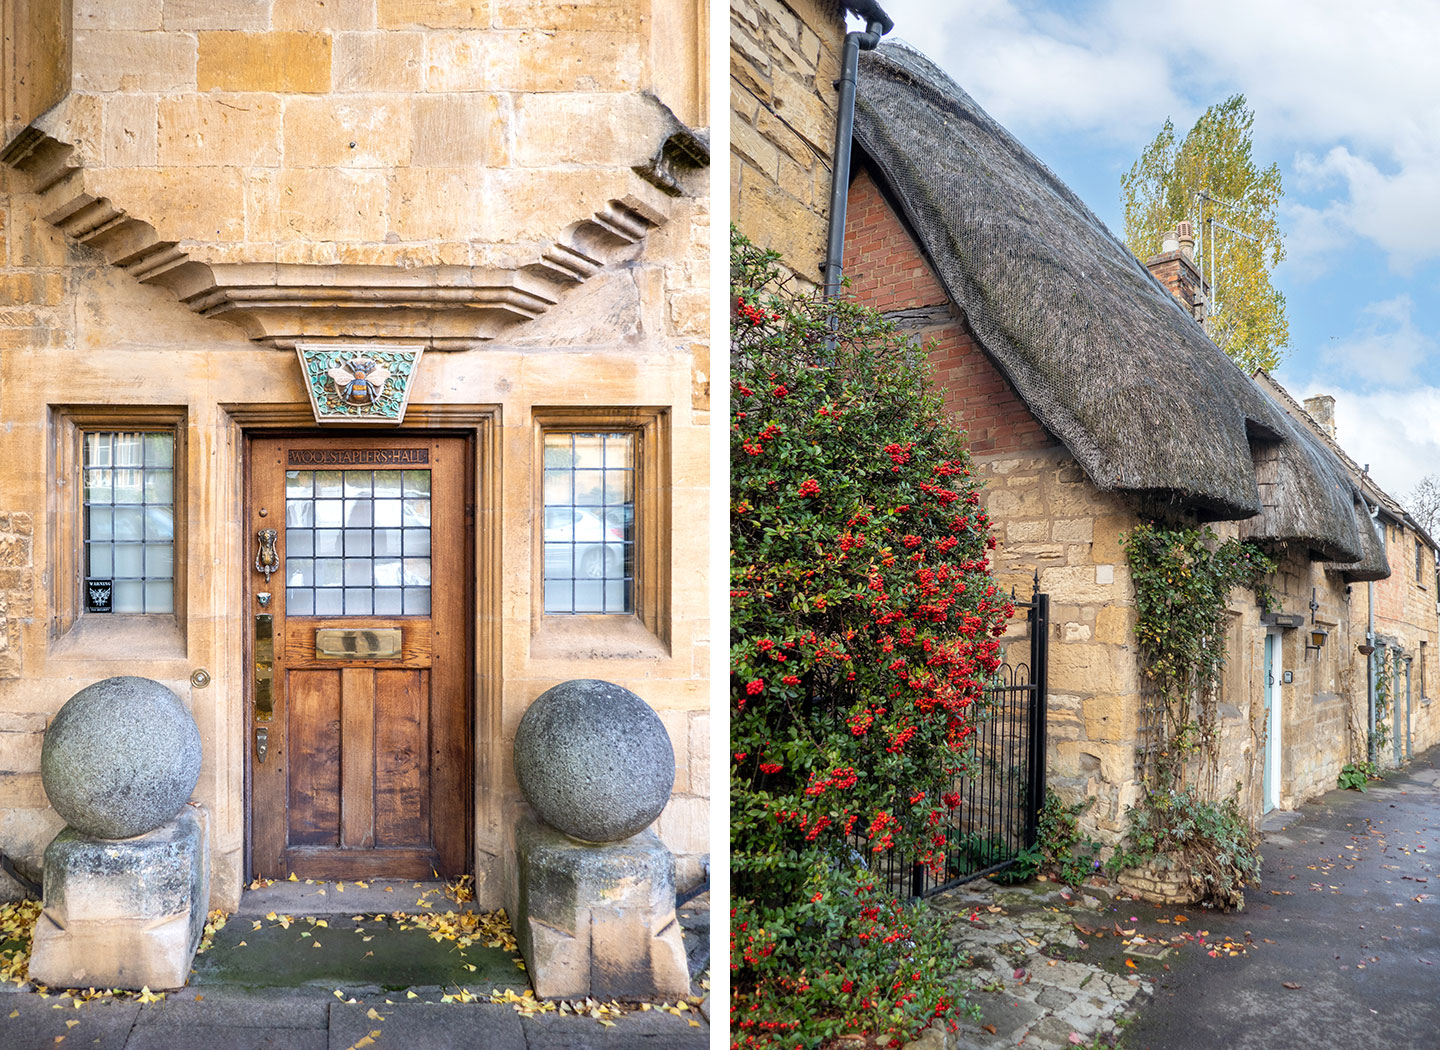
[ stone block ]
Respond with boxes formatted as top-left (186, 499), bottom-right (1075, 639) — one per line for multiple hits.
top-left (274, 0), bottom-right (377, 30)
top-left (1052, 518), bottom-right (1095, 543)
top-left (688, 714), bottom-right (709, 798)
top-left (284, 95), bottom-right (412, 168)
top-left (1094, 605), bottom-right (1133, 646)
top-left (514, 819), bottom-right (689, 1001)
top-left (103, 94), bottom-right (158, 167)
top-left (0, 730), bottom-right (41, 773)
top-left (378, 0), bottom-right (487, 27)
top-left (92, 167), bottom-right (246, 242)
top-left (157, 93), bottom-right (282, 168)
top-left (252, 169), bottom-right (388, 242)
top-left (513, 93), bottom-right (661, 168)
top-left (74, 31), bottom-right (197, 92)
top-left (494, 0), bottom-right (646, 32)
top-left (422, 32), bottom-right (489, 92)
top-left (412, 94), bottom-right (505, 168)
top-left (76, 0), bottom-right (163, 29)
top-left (197, 31), bottom-right (333, 93)
top-left (486, 31), bottom-right (642, 93)
top-left (163, 0), bottom-right (273, 30)
top-left (335, 31), bottom-right (425, 91)
top-left (29, 806), bottom-right (209, 991)
top-left (654, 795), bottom-right (708, 857)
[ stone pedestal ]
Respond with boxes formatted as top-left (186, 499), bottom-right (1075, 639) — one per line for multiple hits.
top-left (29, 805), bottom-right (209, 991)
top-left (515, 817), bottom-right (690, 1000)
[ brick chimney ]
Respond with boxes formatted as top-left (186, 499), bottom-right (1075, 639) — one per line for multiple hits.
top-left (1145, 221), bottom-right (1207, 323)
top-left (1303, 395), bottom-right (1337, 439)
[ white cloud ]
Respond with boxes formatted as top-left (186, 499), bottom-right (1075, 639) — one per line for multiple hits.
top-left (1292, 380), bottom-right (1440, 500)
top-left (1289, 148), bottom-right (1440, 275)
top-left (1317, 294), bottom-right (1435, 388)
top-left (876, 0), bottom-right (1440, 272)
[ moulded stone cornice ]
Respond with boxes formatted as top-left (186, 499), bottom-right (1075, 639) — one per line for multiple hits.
top-left (0, 122), bottom-right (693, 350)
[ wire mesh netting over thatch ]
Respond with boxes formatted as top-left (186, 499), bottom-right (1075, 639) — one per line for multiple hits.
top-left (853, 42), bottom-right (1380, 565)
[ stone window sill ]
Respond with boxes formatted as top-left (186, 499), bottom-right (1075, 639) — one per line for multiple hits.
top-left (50, 614), bottom-right (187, 664)
top-left (530, 615), bottom-right (670, 661)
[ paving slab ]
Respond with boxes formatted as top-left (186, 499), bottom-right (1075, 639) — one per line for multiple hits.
top-left (0, 996), bottom-right (139, 1050)
top-left (519, 1009), bottom-right (709, 1048)
top-left (328, 1002), bottom-right (525, 1050)
top-left (124, 1024), bottom-right (329, 1050)
top-left (132, 987), bottom-right (331, 1029)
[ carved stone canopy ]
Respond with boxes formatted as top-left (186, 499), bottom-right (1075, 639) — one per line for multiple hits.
top-left (1, 121), bottom-right (708, 351)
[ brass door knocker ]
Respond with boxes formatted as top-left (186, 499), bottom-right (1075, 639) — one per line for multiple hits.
top-left (255, 528), bottom-right (279, 583)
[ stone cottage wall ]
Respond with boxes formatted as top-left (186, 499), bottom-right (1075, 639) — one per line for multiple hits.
top-left (842, 165), bottom-right (1147, 840)
top-left (730, 0), bottom-right (843, 282)
top-left (1361, 518), bottom-right (1440, 764)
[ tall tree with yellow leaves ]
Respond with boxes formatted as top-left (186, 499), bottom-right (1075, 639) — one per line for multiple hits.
top-left (1122, 94), bottom-right (1288, 373)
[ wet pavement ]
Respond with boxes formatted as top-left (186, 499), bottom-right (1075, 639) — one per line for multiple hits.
top-left (906, 744), bottom-right (1440, 1050)
top-left (1125, 752), bottom-right (1440, 1050)
top-left (0, 881), bottom-right (710, 1050)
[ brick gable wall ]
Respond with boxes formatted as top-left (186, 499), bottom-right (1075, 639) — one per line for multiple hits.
top-left (843, 167), bottom-right (1050, 455)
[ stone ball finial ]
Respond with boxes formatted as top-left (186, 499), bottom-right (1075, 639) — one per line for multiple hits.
top-left (41, 676), bottom-right (202, 840)
top-left (513, 679), bottom-right (675, 844)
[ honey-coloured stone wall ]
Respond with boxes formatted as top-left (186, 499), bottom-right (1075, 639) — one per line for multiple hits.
top-left (0, 2), bottom-right (711, 907)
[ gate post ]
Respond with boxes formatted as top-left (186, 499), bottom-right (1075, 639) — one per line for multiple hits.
top-left (1024, 586), bottom-right (1049, 847)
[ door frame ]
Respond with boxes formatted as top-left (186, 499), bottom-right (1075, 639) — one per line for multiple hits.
top-left (224, 403), bottom-right (500, 885)
top-left (1262, 630), bottom-right (1282, 814)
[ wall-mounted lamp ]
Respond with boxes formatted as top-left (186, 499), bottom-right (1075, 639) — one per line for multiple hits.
top-left (1305, 588), bottom-right (1327, 655)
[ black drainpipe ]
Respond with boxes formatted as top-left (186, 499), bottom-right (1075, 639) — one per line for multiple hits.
top-left (822, 0), bottom-right (893, 299)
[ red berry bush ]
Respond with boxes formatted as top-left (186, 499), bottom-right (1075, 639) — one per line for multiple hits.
top-left (730, 232), bottom-right (1012, 1048)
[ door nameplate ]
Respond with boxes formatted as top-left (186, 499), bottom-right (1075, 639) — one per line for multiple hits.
top-left (315, 628), bottom-right (403, 660)
top-left (288, 448), bottom-right (430, 466)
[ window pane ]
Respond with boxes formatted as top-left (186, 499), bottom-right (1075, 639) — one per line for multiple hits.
top-left (541, 431), bottom-right (634, 615)
top-left (284, 468), bottom-right (430, 617)
top-left (83, 431), bottom-right (176, 614)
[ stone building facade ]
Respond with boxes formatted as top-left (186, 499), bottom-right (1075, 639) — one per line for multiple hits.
top-left (0, 0), bottom-right (711, 911)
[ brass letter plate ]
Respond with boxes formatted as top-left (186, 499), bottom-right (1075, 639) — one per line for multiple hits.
top-left (315, 628), bottom-right (403, 660)
top-left (255, 614), bottom-right (274, 722)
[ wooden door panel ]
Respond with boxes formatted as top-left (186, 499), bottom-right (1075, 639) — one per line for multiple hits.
top-left (248, 434), bottom-right (472, 881)
top-left (288, 671), bottom-right (341, 846)
top-left (376, 669), bottom-right (429, 848)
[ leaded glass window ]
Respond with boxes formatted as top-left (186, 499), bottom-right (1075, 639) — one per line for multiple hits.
top-left (542, 432), bottom-right (634, 614)
top-left (284, 469), bottom-right (431, 616)
top-left (83, 432), bottom-right (175, 614)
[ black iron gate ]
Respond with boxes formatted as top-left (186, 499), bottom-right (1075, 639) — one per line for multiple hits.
top-left (868, 580), bottom-right (1049, 899)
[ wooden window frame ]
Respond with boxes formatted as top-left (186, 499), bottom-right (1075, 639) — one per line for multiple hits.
top-left (49, 406), bottom-right (188, 643)
top-left (531, 407), bottom-right (670, 650)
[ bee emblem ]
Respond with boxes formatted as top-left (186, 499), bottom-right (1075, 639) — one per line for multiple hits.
top-left (327, 356), bottom-right (391, 407)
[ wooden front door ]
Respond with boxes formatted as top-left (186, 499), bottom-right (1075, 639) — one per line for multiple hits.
top-left (248, 434), bottom-right (471, 880)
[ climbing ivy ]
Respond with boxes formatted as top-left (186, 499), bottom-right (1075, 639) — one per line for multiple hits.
top-left (1112, 523), bottom-right (1275, 910)
top-left (1124, 522), bottom-right (1275, 781)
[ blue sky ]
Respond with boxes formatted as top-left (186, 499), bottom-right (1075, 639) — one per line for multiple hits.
top-left (864, 0), bottom-right (1440, 500)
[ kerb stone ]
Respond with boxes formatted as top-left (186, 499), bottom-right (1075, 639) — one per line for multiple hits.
top-left (29, 805), bottom-right (210, 990)
top-left (514, 817), bottom-right (689, 1001)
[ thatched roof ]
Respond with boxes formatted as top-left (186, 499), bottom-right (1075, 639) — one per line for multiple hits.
top-left (852, 42), bottom-right (1373, 563)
